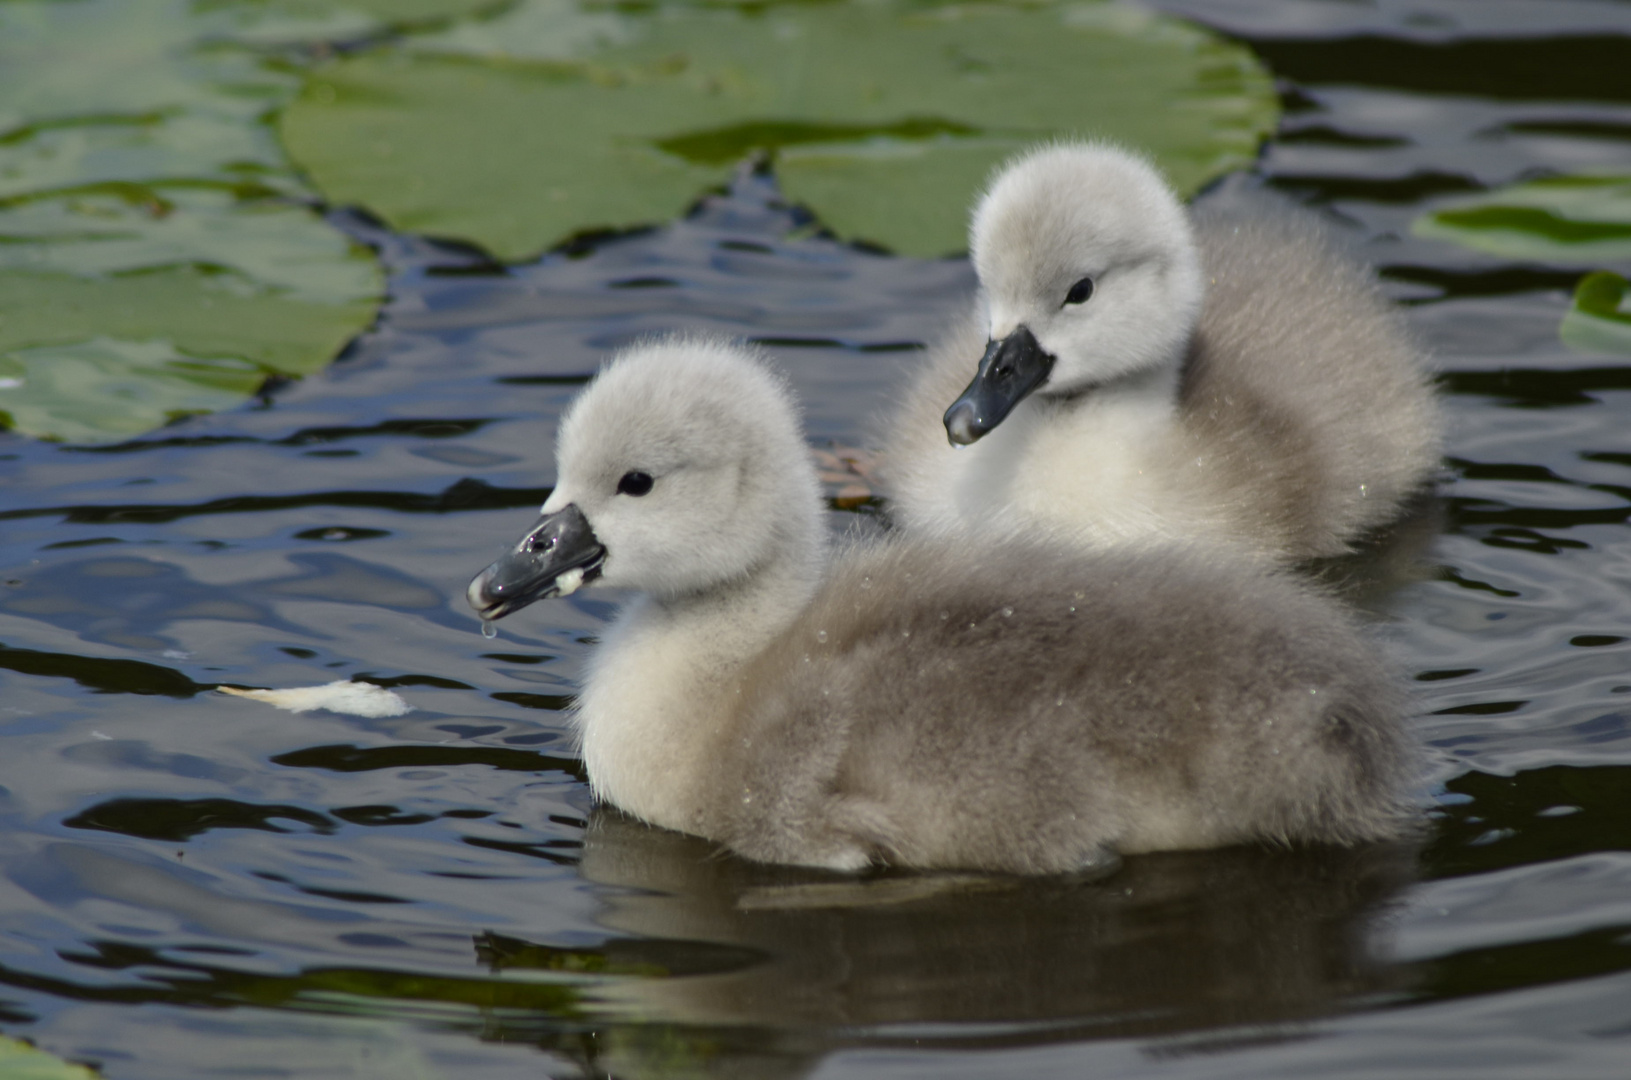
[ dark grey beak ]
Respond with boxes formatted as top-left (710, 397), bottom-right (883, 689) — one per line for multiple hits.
top-left (467, 504), bottom-right (605, 621)
top-left (942, 326), bottom-right (1056, 446)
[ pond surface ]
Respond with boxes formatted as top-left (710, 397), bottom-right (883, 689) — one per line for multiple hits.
top-left (5, 1), bottom-right (1631, 1076)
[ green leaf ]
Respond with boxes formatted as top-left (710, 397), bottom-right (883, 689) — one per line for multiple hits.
top-left (0, 338), bottom-right (266, 444)
top-left (0, 1), bottom-right (297, 167)
top-left (0, 0), bottom-right (386, 442)
top-left (0, 188), bottom-right (383, 305)
top-left (0, 1036), bottom-right (99, 1080)
top-left (1560, 271), bottom-right (1631, 355)
top-left (279, 0), bottom-right (1279, 259)
top-left (0, 266), bottom-right (376, 373)
top-left (0, 263), bottom-right (380, 441)
top-left (1413, 174), bottom-right (1631, 263)
top-left (191, 0), bottom-right (513, 45)
top-left (404, 0), bottom-right (628, 59)
top-left (0, 188), bottom-right (383, 443)
top-left (283, 53), bottom-right (734, 256)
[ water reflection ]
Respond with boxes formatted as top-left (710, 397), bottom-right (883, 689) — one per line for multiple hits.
top-left (0, 815), bottom-right (1418, 1079)
top-left (0, 556), bottom-right (302, 652)
top-left (569, 813), bottom-right (1417, 1060)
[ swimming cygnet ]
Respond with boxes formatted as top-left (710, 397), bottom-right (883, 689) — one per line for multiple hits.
top-left (468, 337), bottom-right (1414, 874)
top-left (882, 142), bottom-right (1441, 562)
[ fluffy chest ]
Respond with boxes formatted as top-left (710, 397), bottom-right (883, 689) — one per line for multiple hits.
top-left (949, 397), bottom-right (1201, 545)
top-left (574, 609), bottom-right (744, 832)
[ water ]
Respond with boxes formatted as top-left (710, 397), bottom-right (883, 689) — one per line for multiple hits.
top-left (4, 1), bottom-right (1631, 1076)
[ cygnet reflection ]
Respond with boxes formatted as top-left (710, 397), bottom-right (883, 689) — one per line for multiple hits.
top-left (472, 810), bottom-right (1419, 1080)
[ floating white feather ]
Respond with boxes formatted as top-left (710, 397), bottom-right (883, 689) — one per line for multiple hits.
top-left (217, 680), bottom-right (412, 718)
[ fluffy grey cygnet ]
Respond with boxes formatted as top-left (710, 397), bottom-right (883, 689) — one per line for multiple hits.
top-left (468, 337), bottom-right (1414, 874)
top-left (882, 142), bottom-right (1442, 562)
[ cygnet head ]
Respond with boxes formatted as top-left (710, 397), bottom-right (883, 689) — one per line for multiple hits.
top-left (468, 337), bottom-right (824, 619)
top-left (944, 143), bottom-right (1205, 445)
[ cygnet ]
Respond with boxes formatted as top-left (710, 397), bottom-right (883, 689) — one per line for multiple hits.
top-left (882, 142), bottom-right (1441, 562)
top-left (468, 337), bottom-right (1415, 874)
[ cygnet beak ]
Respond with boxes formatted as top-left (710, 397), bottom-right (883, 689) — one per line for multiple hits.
top-left (943, 326), bottom-right (1056, 445)
top-left (467, 503), bottom-right (606, 621)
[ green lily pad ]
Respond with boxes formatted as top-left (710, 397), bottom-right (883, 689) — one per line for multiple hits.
top-left (280, 0), bottom-right (1278, 259)
top-left (0, 0), bottom-right (301, 182)
top-left (0, 188), bottom-right (384, 305)
top-left (195, 0), bottom-right (514, 46)
top-left (0, 186), bottom-right (383, 442)
top-left (0, 262), bottom-right (379, 374)
top-left (0, 200), bottom-right (383, 444)
top-left (0, 338), bottom-right (267, 444)
top-left (1560, 271), bottom-right (1631, 355)
top-left (0, 0), bottom-right (388, 443)
top-left (1413, 174), bottom-right (1631, 263)
top-left (405, 0), bottom-right (628, 59)
top-left (0, 1036), bottom-right (99, 1080)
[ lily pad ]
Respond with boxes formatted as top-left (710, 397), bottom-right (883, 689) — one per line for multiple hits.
top-left (0, 188), bottom-right (382, 304)
top-left (1413, 174), bottom-right (1631, 263)
top-left (283, 52), bottom-right (732, 257)
top-left (0, 0), bottom-right (388, 442)
top-left (0, 262), bottom-right (379, 373)
top-left (405, 0), bottom-right (628, 59)
top-left (196, 0), bottom-right (514, 45)
top-left (0, 0), bottom-right (302, 188)
top-left (0, 188), bottom-right (383, 442)
top-left (279, 0), bottom-right (1278, 259)
top-left (0, 338), bottom-right (266, 445)
top-left (0, 262), bottom-right (380, 441)
top-left (0, 1036), bottom-right (99, 1080)
top-left (1560, 271), bottom-right (1631, 355)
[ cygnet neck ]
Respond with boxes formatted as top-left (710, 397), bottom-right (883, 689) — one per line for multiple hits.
top-left (577, 515), bottom-right (826, 834)
top-left (951, 352), bottom-right (1191, 551)
top-left (1041, 348), bottom-right (1184, 420)
top-left (650, 528), bottom-right (827, 644)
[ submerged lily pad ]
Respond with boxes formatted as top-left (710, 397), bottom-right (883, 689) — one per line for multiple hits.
top-left (1560, 271), bottom-right (1631, 355)
top-left (280, 0), bottom-right (1278, 259)
top-left (0, 0), bottom-right (387, 443)
top-left (1413, 174), bottom-right (1631, 263)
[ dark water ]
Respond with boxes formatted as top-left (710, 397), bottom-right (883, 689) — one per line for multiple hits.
top-left (5, 1), bottom-right (1631, 1076)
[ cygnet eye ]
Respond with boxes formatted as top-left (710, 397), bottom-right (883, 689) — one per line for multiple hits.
top-left (616, 470), bottom-right (655, 497)
top-left (1063, 277), bottom-right (1095, 306)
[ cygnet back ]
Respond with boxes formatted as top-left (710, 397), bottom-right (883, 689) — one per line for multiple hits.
top-left (1174, 186), bottom-right (1442, 557)
top-left (713, 537), bottom-right (1414, 874)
